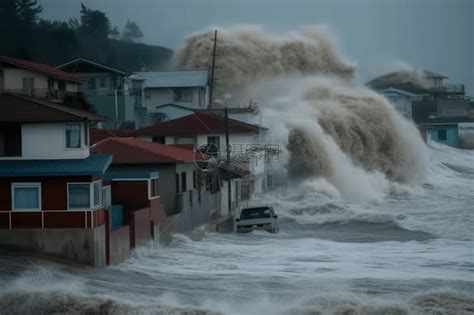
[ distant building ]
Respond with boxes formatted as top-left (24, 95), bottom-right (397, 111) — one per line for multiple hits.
top-left (368, 69), bottom-right (474, 148)
top-left (0, 56), bottom-right (85, 102)
top-left (129, 70), bottom-right (210, 124)
top-left (57, 58), bottom-right (139, 129)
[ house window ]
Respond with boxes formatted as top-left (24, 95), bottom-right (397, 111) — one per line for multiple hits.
top-left (181, 172), bottom-right (187, 192)
top-left (207, 136), bottom-right (220, 147)
top-left (207, 136), bottom-right (220, 155)
top-left (99, 77), bottom-right (106, 88)
top-left (193, 170), bottom-right (197, 189)
top-left (189, 190), bottom-right (193, 207)
top-left (66, 123), bottom-right (81, 148)
top-left (22, 78), bottom-right (34, 96)
top-left (438, 129), bottom-right (447, 141)
top-left (58, 82), bottom-right (66, 91)
top-left (88, 77), bottom-right (96, 90)
top-left (174, 88), bottom-right (192, 102)
top-left (102, 186), bottom-right (111, 209)
top-left (152, 136), bottom-right (165, 144)
top-left (12, 183), bottom-right (41, 211)
top-left (92, 181), bottom-right (102, 208)
top-left (145, 89), bottom-right (151, 99)
top-left (68, 183), bottom-right (91, 209)
top-left (84, 124), bottom-right (89, 146)
top-left (149, 177), bottom-right (159, 199)
top-left (0, 124), bottom-right (21, 157)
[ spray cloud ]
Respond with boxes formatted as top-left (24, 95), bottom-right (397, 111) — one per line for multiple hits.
top-left (176, 26), bottom-right (429, 201)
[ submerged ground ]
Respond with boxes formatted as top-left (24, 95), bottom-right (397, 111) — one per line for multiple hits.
top-left (0, 143), bottom-right (473, 315)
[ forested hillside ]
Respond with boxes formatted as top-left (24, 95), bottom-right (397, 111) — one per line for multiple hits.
top-left (0, 0), bottom-right (173, 71)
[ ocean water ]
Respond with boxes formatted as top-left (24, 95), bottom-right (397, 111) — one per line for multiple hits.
top-left (0, 143), bottom-right (473, 315)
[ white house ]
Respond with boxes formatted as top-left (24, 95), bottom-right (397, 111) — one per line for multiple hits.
top-left (0, 56), bottom-right (84, 101)
top-left (129, 70), bottom-right (210, 123)
top-left (133, 112), bottom-right (268, 212)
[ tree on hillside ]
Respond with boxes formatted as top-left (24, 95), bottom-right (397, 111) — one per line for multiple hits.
top-left (110, 26), bottom-right (120, 40)
top-left (16, 0), bottom-right (42, 24)
top-left (122, 20), bottom-right (143, 42)
top-left (78, 3), bottom-right (111, 41)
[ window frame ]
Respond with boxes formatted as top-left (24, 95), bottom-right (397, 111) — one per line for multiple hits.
top-left (99, 77), bottom-right (106, 88)
top-left (148, 177), bottom-right (160, 200)
top-left (11, 182), bottom-right (41, 212)
top-left (65, 123), bottom-right (82, 149)
top-left (102, 185), bottom-right (112, 209)
top-left (174, 88), bottom-right (193, 102)
top-left (92, 180), bottom-right (102, 208)
top-left (67, 181), bottom-right (103, 210)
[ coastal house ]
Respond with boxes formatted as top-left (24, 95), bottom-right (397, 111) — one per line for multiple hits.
top-left (0, 92), bottom-right (111, 267)
top-left (150, 103), bottom-right (261, 125)
top-left (92, 137), bottom-right (221, 233)
top-left (368, 69), bottom-right (474, 148)
top-left (57, 58), bottom-right (139, 129)
top-left (133, 112), bottom-right (268, 212)
top-left (129, 70), bottom-right (210, 124)
top-left (0, 56), bottom-right (85, 102)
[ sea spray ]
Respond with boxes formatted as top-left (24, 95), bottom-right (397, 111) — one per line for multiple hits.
top-left (176, 25), bottom-right (429, 201)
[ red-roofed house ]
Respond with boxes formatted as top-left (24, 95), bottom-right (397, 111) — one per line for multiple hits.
top-left (0, 92), bottom-right (114, 267)
top-left (0, 56), bottom-right (86, 102)
top-left (133, 112), bottom-right (269, 209)
top-left (92, 137), bottom-right (221, 233)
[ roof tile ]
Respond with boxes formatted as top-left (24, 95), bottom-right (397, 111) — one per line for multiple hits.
top-left (92, 137), bottom-right (205, 164)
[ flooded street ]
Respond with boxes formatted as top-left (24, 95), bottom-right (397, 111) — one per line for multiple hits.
top-left (0, 143), bottom-right (473, 314)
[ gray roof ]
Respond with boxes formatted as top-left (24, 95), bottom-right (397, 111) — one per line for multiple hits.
top-left (130, 70), bottom-right (209, 88)
top-left (423, 70), bottom-right (447, 79)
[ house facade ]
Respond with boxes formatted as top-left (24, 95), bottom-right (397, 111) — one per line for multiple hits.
top-left (368, 69), bottom-right (473, 148)
top-left (0, 92), bottom-right (112, 267)
top-left (92, 137), bottom-right (221, 233)
top-left (0, 56), bottom-right (85, 102)
top-left (129, 70), bottom-right (210, 125)
top-left (133, 112), bottom-right (268, 210)
top-left (57, 58), bottom-right (138, 129)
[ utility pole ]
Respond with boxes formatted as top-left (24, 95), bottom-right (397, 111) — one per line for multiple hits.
top-left (225, 107), bottom-right (232, 215)
top-left (209, 30), bottom-right (218, 108)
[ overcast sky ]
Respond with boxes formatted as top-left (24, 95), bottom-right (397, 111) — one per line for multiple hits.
top-left (40, 0), bottom-right (473, 94)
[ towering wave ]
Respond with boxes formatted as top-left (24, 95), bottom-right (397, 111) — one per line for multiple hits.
top-left (176, 26), bottom-right (355, 96)
top-left (176, 26), bottom-right (429, 201)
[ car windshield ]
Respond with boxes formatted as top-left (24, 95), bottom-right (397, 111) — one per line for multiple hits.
top-left (240, 207), bottom-right (272, 220)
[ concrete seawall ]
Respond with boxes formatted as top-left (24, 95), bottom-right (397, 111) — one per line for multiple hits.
top-left (0, 226), bottom-right (106, 267)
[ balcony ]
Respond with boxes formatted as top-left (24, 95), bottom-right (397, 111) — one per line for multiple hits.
top-left (3, 88), bottom-right (79, 102)
top-left (430, 84), bottom-right (465, 95)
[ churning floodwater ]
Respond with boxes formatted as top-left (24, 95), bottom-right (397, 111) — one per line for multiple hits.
top-left (0, 143), bottom-right (472, 315)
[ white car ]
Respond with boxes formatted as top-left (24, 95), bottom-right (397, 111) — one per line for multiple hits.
top-left (235, 206), bottom-right (279, 233)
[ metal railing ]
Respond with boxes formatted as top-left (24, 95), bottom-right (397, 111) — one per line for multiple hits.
top-left (430, 84), bottom-right (465, 94)
top-left (4, 88), bottom-right (79, 100)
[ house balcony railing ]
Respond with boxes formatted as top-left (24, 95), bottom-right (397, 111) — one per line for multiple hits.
top-left (3, 88), bottom-right (79, 102)
top-left (0, 208), bottom-right (106, 230)
top-left (430, 84), bottom-right (465, 94)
